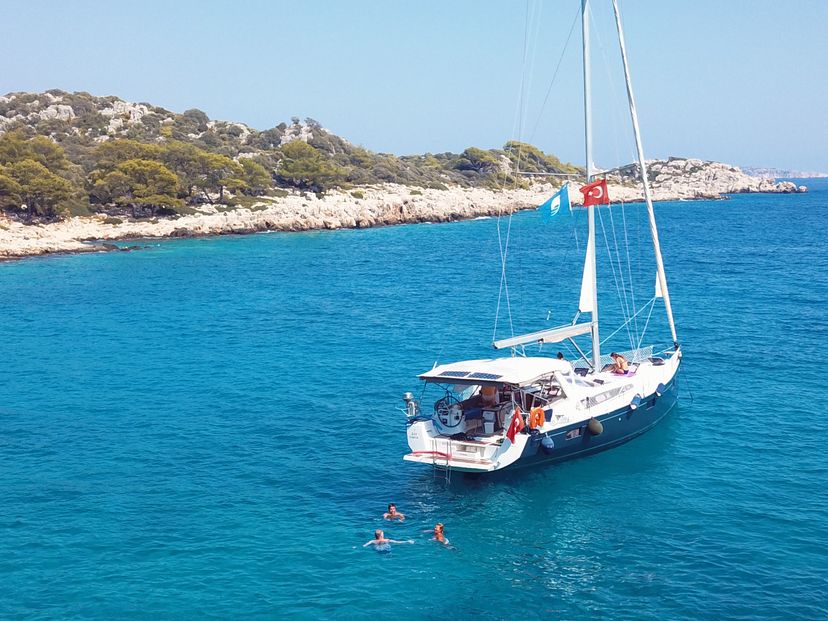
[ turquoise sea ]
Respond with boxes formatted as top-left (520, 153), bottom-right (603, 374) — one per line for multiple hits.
top-left (1, 180), bottom-right (826, 619)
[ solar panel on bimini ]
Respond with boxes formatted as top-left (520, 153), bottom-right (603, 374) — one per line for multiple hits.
top-left (438, 370), bottom-right (471, 378)
top-left (468, 373), bottom-right (502, 380)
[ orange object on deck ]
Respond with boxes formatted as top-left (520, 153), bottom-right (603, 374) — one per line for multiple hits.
top-left (529, 407), bottom-right (545, 429)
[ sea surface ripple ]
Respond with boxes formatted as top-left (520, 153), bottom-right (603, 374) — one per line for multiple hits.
top-left (1, 180), bottom-right (826, 619)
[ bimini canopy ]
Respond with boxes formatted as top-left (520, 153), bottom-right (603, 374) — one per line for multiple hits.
top-left (419, 357), bottom-right (572, 387)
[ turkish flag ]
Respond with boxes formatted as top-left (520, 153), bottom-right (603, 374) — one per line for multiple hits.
top-left (580, 179), bottom-right (610, 206)
top-left (506, 408), bottom-right (525, 443)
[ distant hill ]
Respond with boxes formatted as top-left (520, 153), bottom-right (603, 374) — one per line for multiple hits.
top-left (0, 89), bottom-right (581, 221)
top-left (0, 90), bottom-right (805, 226)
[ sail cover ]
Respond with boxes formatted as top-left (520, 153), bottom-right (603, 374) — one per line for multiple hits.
top-left (579, 234), bottom-right (595, 312)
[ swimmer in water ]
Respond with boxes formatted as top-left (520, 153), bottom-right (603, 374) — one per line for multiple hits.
top-left (383, 503), bottom-right (406, 521)
top-left (363, 529), bottom-right (414, 550)
top-left (432, 523), bottom-right (449, 545)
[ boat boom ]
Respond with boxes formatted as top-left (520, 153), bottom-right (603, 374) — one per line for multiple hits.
top-left (492, 322), bottom-right (594, 350)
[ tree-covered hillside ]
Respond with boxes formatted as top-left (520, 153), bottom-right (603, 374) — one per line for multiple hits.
top-left (0, 90), bottom-right (581, 221)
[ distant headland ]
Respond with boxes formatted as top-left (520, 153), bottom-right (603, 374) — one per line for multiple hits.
top-left (742, 166), bottom-right (828, 179)
top-left (0, 90), bottom-right (807, 259)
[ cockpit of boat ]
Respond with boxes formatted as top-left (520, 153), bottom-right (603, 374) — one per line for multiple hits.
top-left (431, 380), bottom-right (564, 437)
top-left (411, 357), bottom-right (576, 438)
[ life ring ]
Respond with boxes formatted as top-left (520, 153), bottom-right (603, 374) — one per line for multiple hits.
top-left (529, 406), bottom-right (545, 429)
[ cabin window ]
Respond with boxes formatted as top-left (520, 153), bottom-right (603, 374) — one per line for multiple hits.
top-left (580, 384), bottom-right (634, 408)
top-left (565, 428), bottom-right (582, 440)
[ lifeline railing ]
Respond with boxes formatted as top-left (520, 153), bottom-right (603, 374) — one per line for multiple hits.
top-left (574, 345), bottom-right (653, 369)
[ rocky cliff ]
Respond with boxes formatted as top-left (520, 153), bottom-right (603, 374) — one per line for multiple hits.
top-left (610, 158), bottom-right (805, 200)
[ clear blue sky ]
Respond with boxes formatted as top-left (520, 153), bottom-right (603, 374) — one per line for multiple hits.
top-left (1, 0), bottom-right (826, 171)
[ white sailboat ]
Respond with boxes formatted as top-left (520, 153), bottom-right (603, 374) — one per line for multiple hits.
top-left (402, 0), bottom-right (682, 474)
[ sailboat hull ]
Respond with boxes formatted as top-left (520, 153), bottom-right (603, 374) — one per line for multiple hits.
top-left (512, 375), bottom-right (678, 469)
top-left (404, 353), bottom-right (682, 474)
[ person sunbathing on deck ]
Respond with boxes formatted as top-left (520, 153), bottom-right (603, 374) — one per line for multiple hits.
top-left (383, 503), bottom-right (406, 521)
top-left (610, 352), bottom-right (629, 374)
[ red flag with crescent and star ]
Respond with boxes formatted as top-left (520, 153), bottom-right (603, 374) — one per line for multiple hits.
top-left (506, 407), bottom-right (525, 443)
top-left (579, 178), bottom-right (610, 206)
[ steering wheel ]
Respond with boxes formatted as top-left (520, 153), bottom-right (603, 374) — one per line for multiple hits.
top-left (435, 391), bottom-right (464, 429)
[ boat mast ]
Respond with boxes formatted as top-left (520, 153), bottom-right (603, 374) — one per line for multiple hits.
top-left (611, 0), bottom-right (678, 346)
top-left (582, 0), bottom-right (601, 370)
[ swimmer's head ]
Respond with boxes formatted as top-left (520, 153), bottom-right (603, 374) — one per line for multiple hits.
top-left (374, 529), bottom-right (384, 539)
top-left (387, 503), bottom-right (397, 514)
top-left (434, 523), bottom-right (444, 533)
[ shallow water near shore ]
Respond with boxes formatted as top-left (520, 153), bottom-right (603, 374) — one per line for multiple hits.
top-left (1, 180), bottom-right (826, 619)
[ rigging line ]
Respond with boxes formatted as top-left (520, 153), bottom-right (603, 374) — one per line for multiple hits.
top-left (511, 0), bottom-right (535, 189)
top-left (572, 205), bottom-right (580, 253)
top-left (597, 205), bottom-right (635, 349)
top-left (590, 0), bottom-right (638, 345)
top-left (492, 216), bottom-right (506, 342)
top-left (527, 3), bottom-right (581, 143)
top-left (636, 290), bottom-right (657, 350)
top-left (493, 219), bottom-right (505, 342)
top-left (503, 210), bottom-right (516, 338)
top-left (494, 194), bottom-right (517, 340)
top-left (678, 364), bottom-right (695, 402)
top-left (523, 0), bottom-right (544, 143)
top-left (607, 198), bottom-right (635, 350)
top-left (494, 0), bottom-right (534, 340)
top-left (600, 296), bottom-right (656, 347)
top-left (591, 9), bottom-right (637, 173)
top-left (497, 0), bottom-right (533, 193)
top-left (498, 0), bottom-right (539, 342)
top-left (511, 1), bottom-right (543, 314)
top-left (620, 200), bottom-right (640, 343)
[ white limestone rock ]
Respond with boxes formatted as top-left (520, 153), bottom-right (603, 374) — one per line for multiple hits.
top-left (37, 104), bottom-right (75, 122)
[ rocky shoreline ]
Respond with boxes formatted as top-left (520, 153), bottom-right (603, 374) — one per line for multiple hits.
top-left (0, 162), bottom-right (806, 260)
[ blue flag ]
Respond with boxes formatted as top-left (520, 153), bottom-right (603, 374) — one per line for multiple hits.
top-left (538, 184), bottom-right (570, 221)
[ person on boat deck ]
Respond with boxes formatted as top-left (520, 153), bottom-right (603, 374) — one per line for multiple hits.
top-left (481, 385), bottom-right (499, 406)
top-left (363, 529), bottom-right (414, 548)
top-left (432, 523), bottom-right (449, 545)
top-left (610, 352), bottom-right (629, 374)
top-left (383, 503), bottom-right (405, 521)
